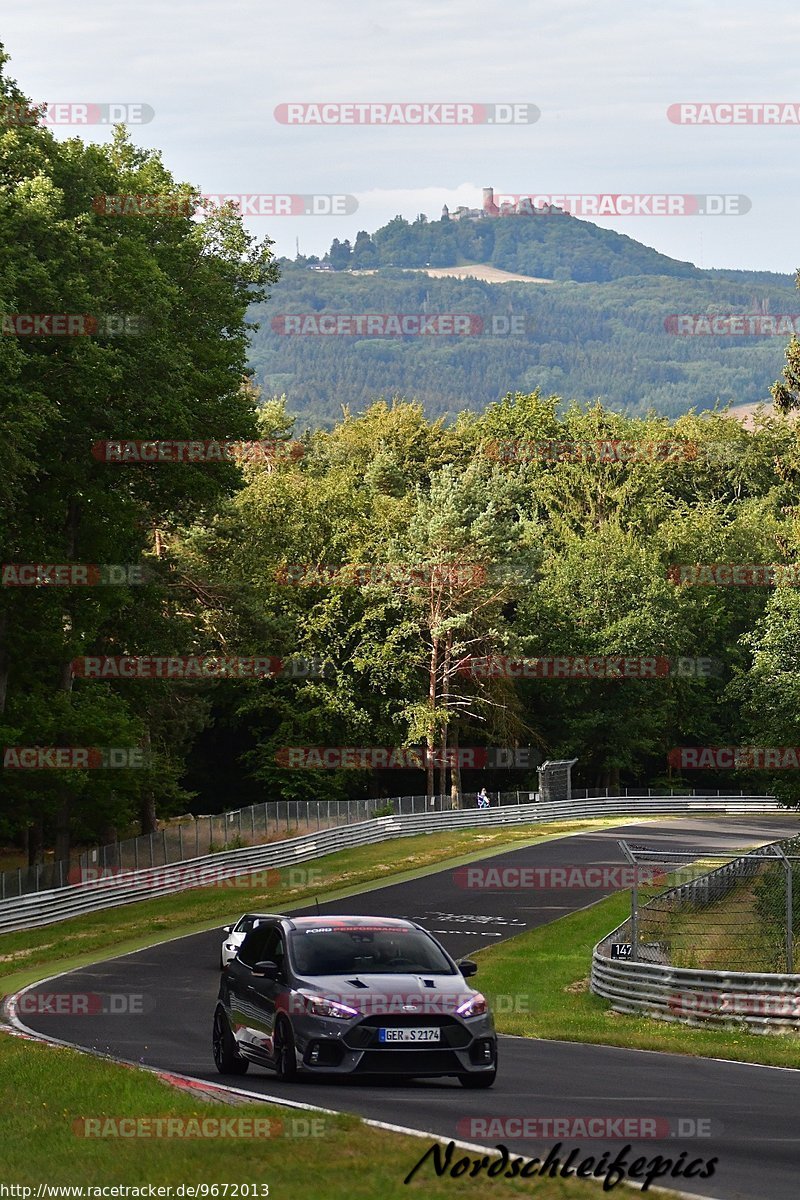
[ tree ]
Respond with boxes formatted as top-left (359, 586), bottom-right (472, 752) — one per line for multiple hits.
top-left (0, 46), bottom-right (279, 858)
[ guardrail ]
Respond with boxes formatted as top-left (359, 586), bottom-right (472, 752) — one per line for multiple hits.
top-left (591, 837), bottom-right (800, 1032)
top-left (0, 794), bottom-right (782, 935)
top-left (2, 786), bottom-right (770, 901)
top-left (1, 791), bottom-right (545, 899)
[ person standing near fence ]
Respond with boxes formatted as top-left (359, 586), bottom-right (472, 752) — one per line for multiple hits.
top-left (477, 787), bottom-right (490, 808)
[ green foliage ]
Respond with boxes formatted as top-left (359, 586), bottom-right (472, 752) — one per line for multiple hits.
top-left (253, 263), bottom-right (795, 424)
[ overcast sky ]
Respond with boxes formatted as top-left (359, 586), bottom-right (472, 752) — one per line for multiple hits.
top-left (3, 0), bottom-right (799, 274)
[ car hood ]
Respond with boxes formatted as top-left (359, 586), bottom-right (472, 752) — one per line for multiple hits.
top-left (294, 972), bottom-right (481, 1017)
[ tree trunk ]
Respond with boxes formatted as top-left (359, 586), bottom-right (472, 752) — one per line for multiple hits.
top-left (28, 817), bottom-right (44, 867)
top-left (438, 629), bottom-right (452, 801)
top-left (140, 728), bottom-right (158, 832)
top-left (426, 635), bottom-right (439, 799)
top-left (0, 608), bottom-right (8, 715)
top-left (53, 498), bottom-right (81, 862)
top-left (450, 725), bottom-right (461, 809)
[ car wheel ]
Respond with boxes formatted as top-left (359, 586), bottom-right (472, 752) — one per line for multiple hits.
top-left (273, 1016), bottom-right (298, 1082)
top-left (213, 1006), bottom-right (248, 1075)
top-left (219, 952), bottom-right (225, 971)
top-left (458, 1067), bottom-right (497, 1088)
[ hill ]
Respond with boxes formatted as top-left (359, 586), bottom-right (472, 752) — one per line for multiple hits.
top-left (246, 209), bottom-right (797, 426)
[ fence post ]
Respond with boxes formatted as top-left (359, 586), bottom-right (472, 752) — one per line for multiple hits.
top-left (787, 860), bottom-right (794, 973)
top-left (618, 840), bottom-right (638, 960)
top-left (251, 806), bottom-right (256, 842)
top-left (178, 825), bottom-right (184, 860)
top-left (135, 837), bottom-right (139, 871)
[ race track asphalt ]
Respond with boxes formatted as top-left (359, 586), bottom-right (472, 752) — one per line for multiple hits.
top-left (15, 815), bottom-right (800, 1200)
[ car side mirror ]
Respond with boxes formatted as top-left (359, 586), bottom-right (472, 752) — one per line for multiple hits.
top-left (458, 959), bottom-right (478, 978)
top-left (252, 960), bottom-right (280, 980)
top-left (222, 926), bottom-right (231, 935)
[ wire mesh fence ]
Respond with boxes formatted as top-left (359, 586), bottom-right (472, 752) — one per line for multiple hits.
top-left (617, 837), bottom-right (800, 973)
top-left (1, 790), bottom-right (536, 899)
top-left (0, 785), bottom-right (768, 901)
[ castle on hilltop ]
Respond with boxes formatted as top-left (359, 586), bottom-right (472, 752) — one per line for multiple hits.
top-left (443, 186), bottom-right (559, 221)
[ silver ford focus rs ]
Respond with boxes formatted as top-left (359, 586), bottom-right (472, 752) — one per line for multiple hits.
top-left (213, 913), bottom-right (497, 1086)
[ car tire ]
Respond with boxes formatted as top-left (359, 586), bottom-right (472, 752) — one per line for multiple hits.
top-left (219, 953), bottom-right (225, 971)
top-left (213, 1006), bottom-right (248, 1075)
top-left (458, 1067), bottom-right (497, 1089)
top-left (273, 1016), bottom-right (298, 1082)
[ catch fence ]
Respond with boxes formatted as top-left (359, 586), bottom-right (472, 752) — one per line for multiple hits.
top-left (0, 787), bottom-right (776, 900)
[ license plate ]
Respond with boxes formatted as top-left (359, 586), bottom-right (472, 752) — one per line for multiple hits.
top-left (378, 1027), bottom-right (441, 1043)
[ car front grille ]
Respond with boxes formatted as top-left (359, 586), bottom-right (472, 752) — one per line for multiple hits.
top-left (343, 1014), bottom-right (470, 1050)
top-left (354, 1048), bottom-right (463, 1074)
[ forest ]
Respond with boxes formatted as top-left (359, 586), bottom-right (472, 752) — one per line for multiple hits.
top-left (4, 48), bottom-right (800, 864)
top-left (253, 209), bottom-right (796, 425)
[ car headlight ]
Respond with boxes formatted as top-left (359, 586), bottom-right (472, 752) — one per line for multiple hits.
top-left (456, 992), bottom-right (488, 1018)
top-left (225, 944), bottom-right (236, 951)
top-left (298, 991), bottom-right (360, 1019)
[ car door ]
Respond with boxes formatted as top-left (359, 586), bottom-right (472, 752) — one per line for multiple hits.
top-left (227, 923), bottom-right (276, 1054)
top-left (245, 927), bottom-right (288, 1059)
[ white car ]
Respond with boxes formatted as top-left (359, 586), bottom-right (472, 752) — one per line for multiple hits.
top-left (219, 913), bottom-right (263, 969)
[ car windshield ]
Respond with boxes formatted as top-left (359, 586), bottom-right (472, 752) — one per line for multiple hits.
top-left (234, 916), bottom-right (259, 934)
top-left (288, 926), bottom-right (455, 976)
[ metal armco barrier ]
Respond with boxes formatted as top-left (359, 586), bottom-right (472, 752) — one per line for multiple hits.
top-left (591, 954), bottom-right (800, 1033)
top-left (591, 836), bottom-right (800, 1032)
top-left (0, 795), bottom-right (782, 935)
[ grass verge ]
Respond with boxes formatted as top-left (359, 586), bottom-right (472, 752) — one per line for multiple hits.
top-left (477, 889), bottom-right (800, 1067)
top-left (0, 817), bottom-right (635, 994)
top-left (2, 1033), bottom-right (659, 1198)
